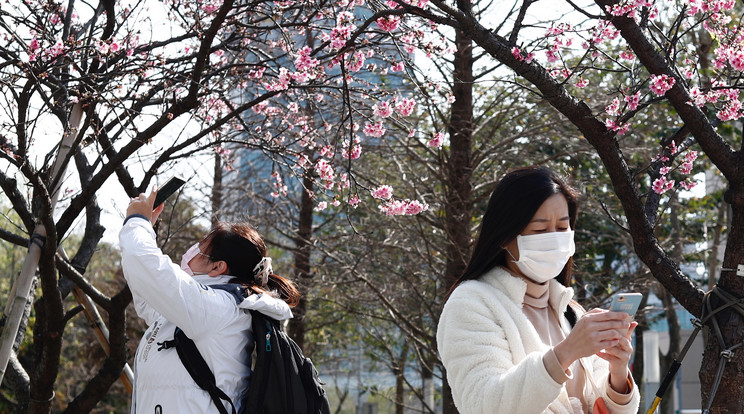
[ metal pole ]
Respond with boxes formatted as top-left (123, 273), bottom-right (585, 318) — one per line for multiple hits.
top-left (0, 103), bottom-right (83, 385)
top-left (71, 285), bottom-right (134, 393)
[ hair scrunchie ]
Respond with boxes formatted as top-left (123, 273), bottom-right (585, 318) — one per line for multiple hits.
top-left (252, 257), bottom-right (272, 287)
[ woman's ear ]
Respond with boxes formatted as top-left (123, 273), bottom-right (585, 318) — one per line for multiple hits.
top-left (208, 260), bottom-right (229, 277)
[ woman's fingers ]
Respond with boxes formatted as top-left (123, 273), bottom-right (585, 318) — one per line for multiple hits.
top-left (125, 188), bottom-right (156, 222)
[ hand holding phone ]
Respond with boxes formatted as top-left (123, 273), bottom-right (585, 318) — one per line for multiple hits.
top-left (609, 293), bottom-right (643, 318)
top-left (153, 176), bottom-right (186, 208)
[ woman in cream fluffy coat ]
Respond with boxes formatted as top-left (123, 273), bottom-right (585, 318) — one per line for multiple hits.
top-left (437, 167), bottom-right (640, 414)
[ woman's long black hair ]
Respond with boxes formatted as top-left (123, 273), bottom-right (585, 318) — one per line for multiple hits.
top-left (201, 222), bottom-right (300, 307)
top-left (447, 166), bottom-right (579, 300)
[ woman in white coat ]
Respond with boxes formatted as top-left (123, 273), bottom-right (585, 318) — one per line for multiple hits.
top-left (437, 166), bottom-right (640, 414)
top-left (120, 189), bottom-right (299, 413)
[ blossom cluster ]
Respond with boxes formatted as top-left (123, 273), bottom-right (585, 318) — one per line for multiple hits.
top-left (379, 199), bottom-right (429, 216)
top-left (606, 0), bottom-right (657, 20)
top-left (651, 142), bottom-right (700, 195)
top-left (649, 74), bottom-right (675, 96)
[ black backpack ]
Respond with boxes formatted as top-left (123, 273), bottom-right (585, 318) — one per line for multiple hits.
top-left (160, 284), bottom-right (331, 414)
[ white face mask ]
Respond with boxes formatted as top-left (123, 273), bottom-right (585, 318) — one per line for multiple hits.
top-left (508, 230), bottom-right (575, 283)
top-left (180, 243), bottom-right (207, 276)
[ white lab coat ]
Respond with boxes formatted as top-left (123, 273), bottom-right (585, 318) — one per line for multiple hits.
top-left (120, 217), bottom-right (293, 413)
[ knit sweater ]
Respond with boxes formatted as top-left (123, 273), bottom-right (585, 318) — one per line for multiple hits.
top-left (436, 266), bottom-right (640, 414)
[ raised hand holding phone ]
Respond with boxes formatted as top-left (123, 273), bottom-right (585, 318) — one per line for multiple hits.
top-left (153, 176), bottom-right (186, 208)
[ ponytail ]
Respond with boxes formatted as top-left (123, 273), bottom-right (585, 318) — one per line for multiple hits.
top-left (266, 273), bottom-right (300, 307)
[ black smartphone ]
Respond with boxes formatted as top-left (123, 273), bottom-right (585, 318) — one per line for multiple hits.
top-left (153, 176), bottom-right (186, 208)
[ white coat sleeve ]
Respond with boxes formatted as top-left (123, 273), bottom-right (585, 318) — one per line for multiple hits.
top-left (131, 290), bottom-right (161, 327)
top-left (436, 283), bottom-right (563, 414)
top-left (119, 217), bottom-right (236, 340)
top-left (591, 356), bottom-right (641, 413)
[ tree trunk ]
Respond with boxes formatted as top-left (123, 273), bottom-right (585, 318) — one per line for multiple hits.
top-left (287, 171), bottom-right (314, 352)
top-left (394, 343), bottom-right (409, 414)
top-left (212, 152), bottom-right (223, 225)
top-left (699, 186), bottom-right (744, 413)
top-left (440, 28), bottom-right (474, 414)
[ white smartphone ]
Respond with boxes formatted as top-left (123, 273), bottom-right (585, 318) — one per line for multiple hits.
top-left (609, 293), bottom-right (643, 317)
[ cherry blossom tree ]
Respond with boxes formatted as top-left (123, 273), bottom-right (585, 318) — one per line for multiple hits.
top-left (0, 0), bottom-right (439, 411)
top-left (3, 0), bottom-right (743, 412)
top-left (354, 0), bottom-right (742, 411)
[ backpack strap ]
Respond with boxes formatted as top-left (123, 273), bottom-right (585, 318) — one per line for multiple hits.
top-left (246, 310), bottom-right (275, 411)
top-left (171, 328), bottom-right (237, 414)
top-left (210, 283), bottom-right (246, 305)
top-left (162, 283), bottom-right (244, 414)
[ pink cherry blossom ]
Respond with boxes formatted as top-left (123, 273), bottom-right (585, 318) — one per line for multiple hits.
top-left (29, 38), bottom-right (40, 54)
top-left (396, 98), bottom-right (416, 116)
top-left (348, 195), bottom-right (360, 207)
top-left (319, 145), bottom-right (334, 158)
top-left (315, 159), bottom-right (335, 181)
top-left (575, 78), bottom-right (589, 88)
top-left (652, 176), bottom-right (675, 194)
top-left (342, 144), bottom-right (362, 159)
top-left (660, 166), bottom-right (671, 175)
top-left (314, 201), bottom-right (328, 211)
top-left (391, 61), bottom-right (405, 72)
top-left (294, 46), bottom-right (319, 71)
top-left (624, 91), bottom-right (641, 110)
top-left (371, 185), bottom-right (394, 200)
top-left (373, 100), bottom-right (394, 118)
top-left (668, 141), bottom-right (678, 154)
top-left (545, 46), bottom-right (560, 63)
top-left (680, 180), bottom-right (697, 191)
top-left (649, 74), bottom-right (675, 96)
top-left (47, 40), bottom-right (66, 58)
top-left (249, 67), bottom-right (265, 80)
top-left (685, 150), bottom-right (699, 162)
top-left (729, 50), bottom-right (744, 70)
top-left (688, 87), bottom-right (706, 107)
top-left (681, 160), bottom-right (694, 174)
top-left (605, 97), bottom-right (620, 116)
top-left (96, 40), bottom-right (110, 54)
top-left (379, 199), bottom-right (406, 216)
top-left (348, 51), bottom-right (365, 72)
top-left (427, 131), bottom-right (444, 148)
top-left (267, 68), bottom-right (290, 91)
top-left (619, 49), bottom-right (635, 60)
top-left (604, 119), bottom-right (629, 135)
top-left (376, 15), bottom-right (400, 32)
top-left (378, 199), bottom-right (429, 216)
top-left (405, 200), bottom-right (429, 215)
top-left (716, 98), bottom-right (743, 121)
top-left (363, 121), bottom-right (385, 137)
top-left (512, 47), bottom-right (524, 62)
